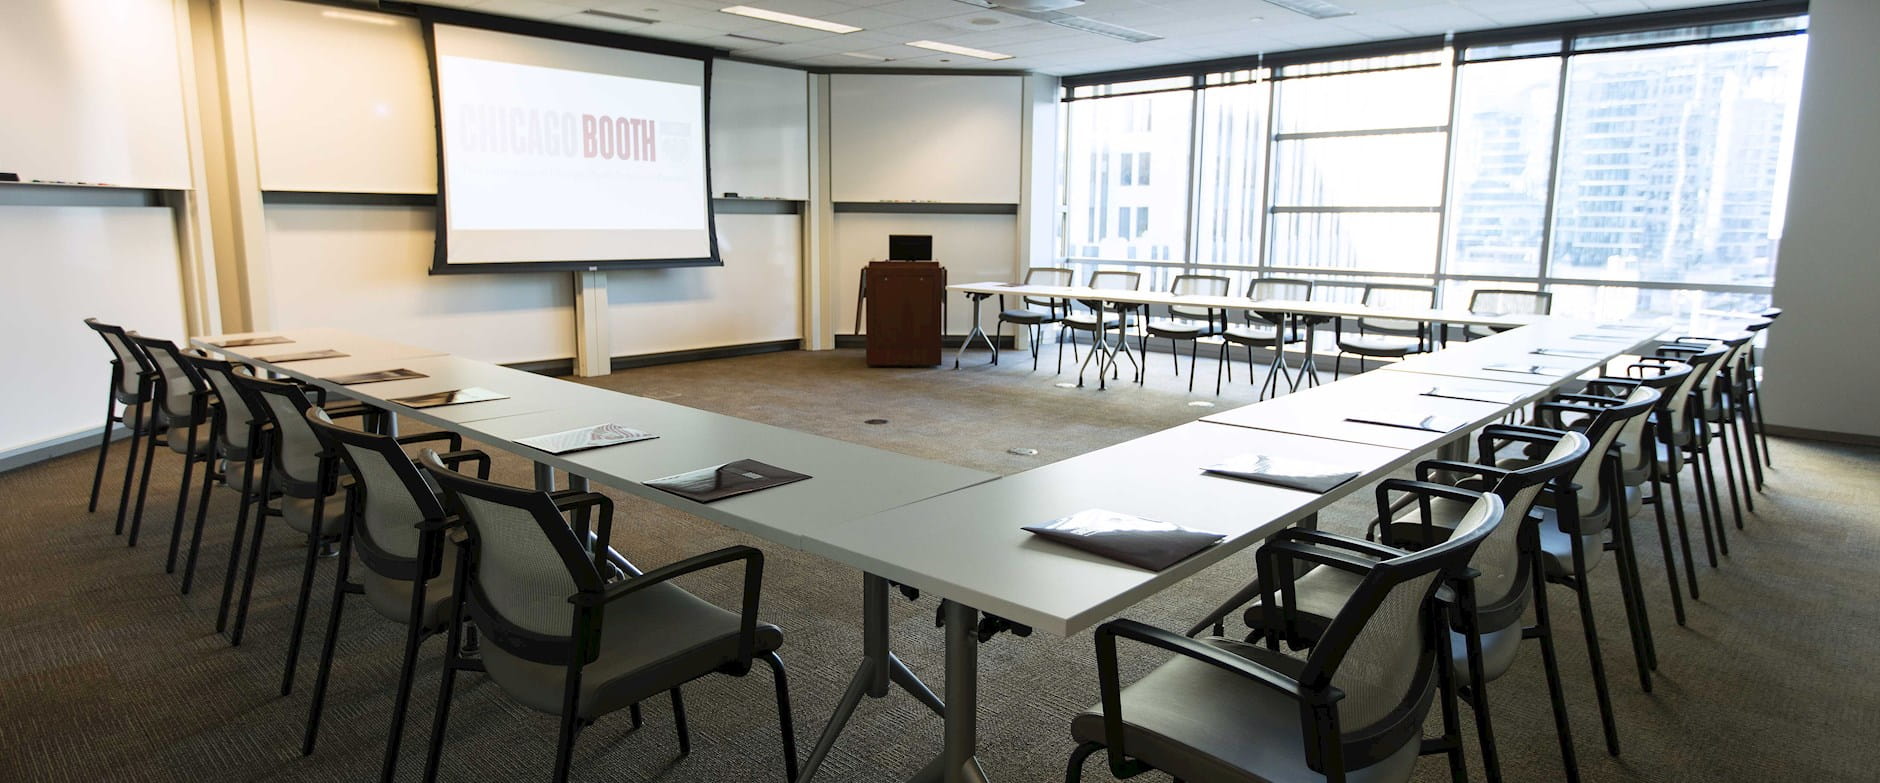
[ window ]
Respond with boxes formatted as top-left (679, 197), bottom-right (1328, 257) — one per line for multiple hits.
top-left (1062, 78), bottom-right (1194, 262)
top-left (1057, 12), bottom-right (1805, 324)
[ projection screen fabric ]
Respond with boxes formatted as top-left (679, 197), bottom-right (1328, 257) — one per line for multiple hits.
top-left (429, 23), bottom-right (716, 270)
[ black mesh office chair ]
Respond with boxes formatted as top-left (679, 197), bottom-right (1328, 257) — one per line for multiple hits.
top-left (125, 335), bottom-right (215, 559)
top-left (83, 319), bottom-right (158, 537)
top-left (418, 452), bottom-right (800, 783)
top-left (1143, 274), bottom-right (1231, 391)
top-left (1065, 491), bottom-right (1506, 783)
top-left (1464, 289), bottom-right (1552, 339)
top-left (1333, 284), bottom-right (1437, 379)
top-left (996, 267), bottom-right (1075, 371)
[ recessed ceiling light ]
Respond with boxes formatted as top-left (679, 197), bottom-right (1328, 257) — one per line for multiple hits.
top-left (839, 52), bottom-right (894, 61)
top-left (321, 9), bottom-right (397, 26)
top-left (720, 5), bottom-right (862, 34)
top-left (581, 9), bottom-right (659, 25)
top-left (906, 39), bottom-right (1014, 61)
top-left (1259, 0), bottom-right (1354, 20)
top-left (1047, 16), bottom-right (1162, 43)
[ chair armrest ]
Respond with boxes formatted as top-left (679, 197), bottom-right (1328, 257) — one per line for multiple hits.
top-left (1373, 479), bottom-right (1488, 549)
top-left (1479, 423), bottom-right (1569, 456)
top-left (416, 513), bottom-right (461, 533)
top-left (572, 545), bottom-right (765, 671)
top-left (1553, 392), bottom-right (1624, 405)
top-left (433, 449), bottom-right (491, 480)
top-left (552, 491), bottom-right (615, 569)
top-left (396, 430), bottom-right (464, 451)
top-left (1414, 459), bottom-right (1513, 485)
top-left (1271, 528), bottom-right (1405, 561)
top-left (1655, 344), bottom-right (1706, 357)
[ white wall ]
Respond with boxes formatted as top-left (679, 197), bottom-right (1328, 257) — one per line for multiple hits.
top-left (711, 60), bottom-right (809, 200)
top-left (1764, 0), bottom-right (1880, 439)
top-left (833, 213), bottom-right (1017, 336)
top-left (0, 205), bottom-right (187, 457)
top-left (608, 213), bottom-right (802, 354)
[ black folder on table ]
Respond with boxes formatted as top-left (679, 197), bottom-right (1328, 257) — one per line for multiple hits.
top-left (213, 336), bottom-right (292, 348)
top-left (389, 387), bottom-right (509, 409)
top-left (1203, 454), bottom-right (1360, 494)
top-left (261, 348), bottom-right (348, 363)
top-left (646, 459), bottom-right (810, 504)
top-left (326, 368), bottom-right (427, 386)
top-left (1345, 410), bottom-right (1467, 433)
top-left (1023, 509), bottom-right (1223, 572)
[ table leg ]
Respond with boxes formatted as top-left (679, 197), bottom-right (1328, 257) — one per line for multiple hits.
top-left (532, 463), bottom-right (556, 492)
top-left (954, 295), bottom-right (997, 369)
top-left (1293, 319), bottom-right (1322, 392)
top-left (798, 574), bottom-right (947, 783)
top-left (941, 600), bottom-right (992, 783)
top-left (568, 474), bottom-right (590, 492)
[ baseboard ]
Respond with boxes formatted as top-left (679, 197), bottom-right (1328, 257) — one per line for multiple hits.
top-left (1761, 424), bottom-right (1880, 447)
top-left (0, 425), bottom-right (132, 475)
top-left (503, 339), bottom-right (804, 378)
top-left (834, 335), bottom-right (1019, 350)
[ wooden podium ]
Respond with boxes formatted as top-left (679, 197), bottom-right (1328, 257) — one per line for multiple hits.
top-left (864, 261), bottom-right (945, 367)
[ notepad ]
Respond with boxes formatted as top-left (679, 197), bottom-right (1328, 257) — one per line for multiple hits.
top-left (515, 423), bottom-right (657, 455)
top-left (389, 387), bottom-right (509, 409)
top-left (1345, 411), bottom-right (1467, 433)
top-left (1203, 454), bottom-right (1360, 494)
top-left (1483, 362), bottom-right (1571, 376)
top-left (1022, 509), bottom-right (1223, 572)
top-left (1423, 385), bottom-right (1528, 405)
top-left (325, 368), bottom-right (428, 386)
top-left (645, 459), bottom-right (809, 503)
top-left (213, 336), bottom-right (292, 348)
top-left (1532, 348), bottom-right (1604, 359)
top-left (261, 348), bottom-right (348, 363)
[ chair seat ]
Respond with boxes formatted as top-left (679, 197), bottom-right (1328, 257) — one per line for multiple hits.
top-left (1337, 335), bottom-right (1421, 357)
top-left (1063, 313), bottom-right (1122, 331)
top-left (358, 540), bottom-right (458, 631)
top-left (1240, 564), bottom-right (1366, 645)
top-left (1146, 319), bottom-right (1224, 339)
top-left (1070, 636), bottom-right (1420, 783)
top-left (1534, 506), bottom-right (1604, 579)
top-left (1223, 324), bottom-right (1302, 346)
top-left (480, 579), bottom-right (784, 721)
top-left (999, 309), bottom-right (1057, 325)
top-left (280, 493), bottom-right (346, 537)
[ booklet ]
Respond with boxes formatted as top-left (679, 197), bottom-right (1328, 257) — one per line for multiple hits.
top-left (516, 423), bottom-right (657, 455)
top-left (326, 368), bottom-right (428, 386)
top-left (260, 348), bottom-right (348, 363)
top-left (213, 336), bottom-right (292, 348)
top-left (1023, 509), bottom-right (1223, 572)
top-left (1532, 348), bottom-right (1604, 359)
top-left (1345, 410), bottom-right (1467, 433)
top-left (1203, 454), bottom-right (1360, 494)
top-left (389, 387), bottom-right (509, 409)
top-left (1422, 385), bottom-right (1527, 405)
top-left (645, 459), bottom-right (810, 503)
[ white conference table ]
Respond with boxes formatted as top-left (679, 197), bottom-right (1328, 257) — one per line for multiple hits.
top-left (1199, 367), bottom-right (1538, 450)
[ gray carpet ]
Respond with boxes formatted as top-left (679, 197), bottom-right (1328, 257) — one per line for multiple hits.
top-left (3, 346), bottom-right (1876, 782)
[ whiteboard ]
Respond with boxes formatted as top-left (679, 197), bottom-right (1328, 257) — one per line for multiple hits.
top-left (710, 60), bottom-right (809, 200)
top-left (831, 74), bottom-right (1022, 204)
top-left (0, 0), bottom-right (191, 189)
top-left (244, 0), bottom-right (438, 193)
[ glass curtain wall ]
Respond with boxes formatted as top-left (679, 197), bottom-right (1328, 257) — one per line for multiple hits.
top-left (1058, 13), bottom-right (1808, 327)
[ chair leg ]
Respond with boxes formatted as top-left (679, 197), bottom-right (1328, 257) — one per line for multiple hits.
top-left (380, 558), bottom-right (433, 782)
top-left (1567, 545), bottom-right (1620, 756)
top-left (671, 687), bottom-right (691, 755)
top-left (127, 420), bottom-right (162, 547)
top-left (1697, 440), bottom-right (1729, 560)
top-left (1461, 621), bottom-right (1501, 783)
top-left (1214, 342), bottom-right (1229, 396)
top-left (1667, 464), bottom-right (1702, 600)
top-left (114, 401), bottom-right (146, 536)
top-left (1647, 460), bottom-right (1686, 626)
top-left (1435, 611), bottom-right (1469, 783)
top-left (303, 525), bottom-right (355, 756)
top-left (1727, 414), bottom-right (1754, 515)
top-left (231, 504), bottom-right (270, 646)
top-left (421, 650), bottom-right (463, 783)
top-left (551, 669), bottom-right (584, 783)
top-left (281, 494), bottom-right (330, 696)
top-left (1610, 505), bottom-right (1655, 690)
top-left (166, 421), bottom-right (203, 574)
top-left (1186, 339), bottom-right (1199, 393)
top-left (1715, 424), bottom-right (1746, 533)
top-left (181, 445), bottom-right (218, 594)
top-left (1065, 741), bottom-right (1104, 783)
top-left (1687, 448), bottom-right (1720, 568)
top-left (1738, 399), bottom-right (1766, 494)
top-left (89, 389), bottom-right (116, 513)
top-left (219, 449), bottom-right (262, 634)
top-left (1530, 556), bottom-right (1580, 783)
top-left (760, 650), bottom-right (800, 782)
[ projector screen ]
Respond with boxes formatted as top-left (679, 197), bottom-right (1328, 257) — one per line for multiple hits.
top-left (427, 22), bottom-right (718, 272)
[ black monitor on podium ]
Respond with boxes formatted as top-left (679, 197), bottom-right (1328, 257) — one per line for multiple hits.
top-left (888, 234), bottom-right (933, 261)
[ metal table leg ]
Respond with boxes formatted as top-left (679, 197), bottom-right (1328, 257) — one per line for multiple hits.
top-left (798, 574), bottom-right (947, 783)
top-left (532, 463), bottom-right (556, 491)
top-left (955, 294), bottom-right (998, 369)
top-left (941, 600), bottom-right (991, 783)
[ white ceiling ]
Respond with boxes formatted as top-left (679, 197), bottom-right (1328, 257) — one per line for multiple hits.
top-left (418, 0), bottom-right (1750, 75)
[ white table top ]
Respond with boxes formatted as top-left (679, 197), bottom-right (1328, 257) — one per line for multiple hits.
top-left (808, 422), bottom-right (1413, 637)
top-left (1199, 368), bottom-right (1529, 450)
top-left (199, 328), bottom-right (446, 368)
top-left (1379, 319), bottom-right (1665, 388)
top-left (948, 280), bottom-right (1545, 330)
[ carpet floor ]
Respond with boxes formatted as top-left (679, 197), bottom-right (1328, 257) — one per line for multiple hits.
top-left (2, 346), bottom-right (1875, 782)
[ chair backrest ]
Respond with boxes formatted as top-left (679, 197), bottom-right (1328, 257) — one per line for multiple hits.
top-left (1472, 432), bottom-right (1590, 627)
top-left (1298, 492), bottom-right (1504, 769)
top-left (420, 451), bottom-right (605, 666)
top-left (1562, 386), bottom-right (1659, 524)
top-left (1659, 344), bottom-right (1726, 440)
top-left (1467, 289), bottom-right (1552, 317)
top-left (308, 409), bottom-right (449, 579)
top-left (1081, 270), bottom-right (1142, 312)
top-left (234, 372), bottom-right (328, 494)
top-left (128, 334), bottom-right (206, 421)
top-left (1358, 284), bottom-right (1436, 336)
top-left (85, 318), bottom-right (152, 402)
top-left (1168, 274), bottom-right (1229, 320)
top-left (1246, 277), bottom-right (1313, 303)
top-left (1608, 371), bottom-right (1683, 473)
top-left (1021, 267), bottom-right (1073, 309)
top-left (180, 350), bottom-right (262, 455)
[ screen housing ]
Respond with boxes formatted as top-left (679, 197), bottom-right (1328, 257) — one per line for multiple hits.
top-left (415, 5), bottom-right (725, 274)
